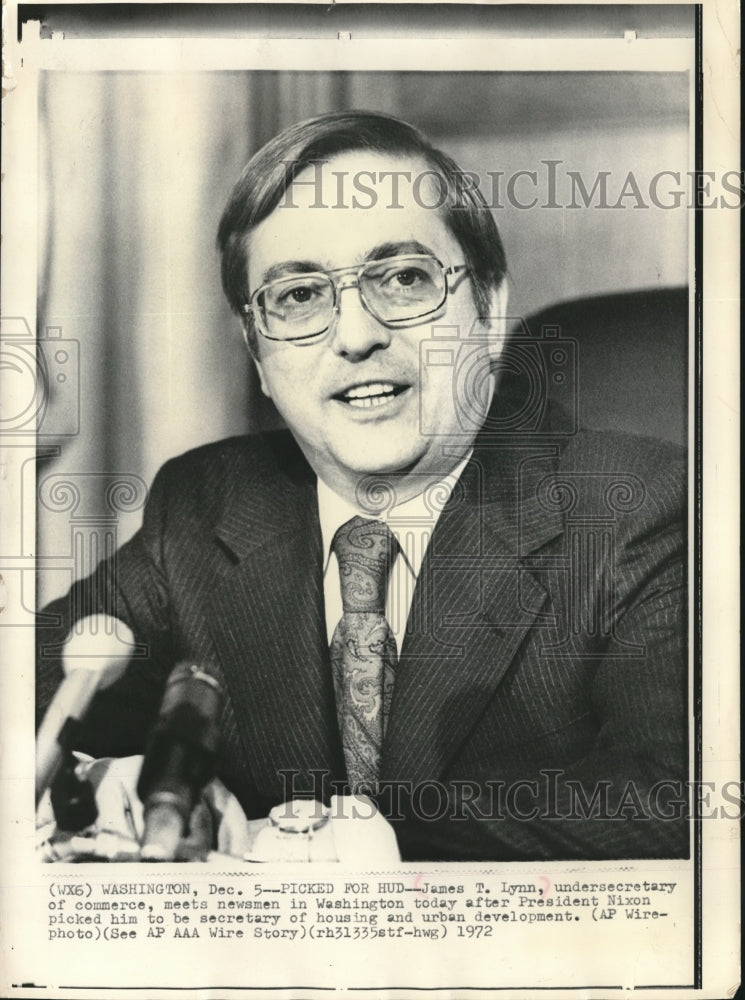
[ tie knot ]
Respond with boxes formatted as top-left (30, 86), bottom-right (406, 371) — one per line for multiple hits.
top-left (332, 516), bottom-right (399, 613)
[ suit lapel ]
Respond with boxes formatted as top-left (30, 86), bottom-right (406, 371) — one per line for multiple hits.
top-left (383, 441), bottom-right (566, 784)
top-left (206, 439), bottom-right (345, 799)
top-left (199, 429), bottom-right (570, 793)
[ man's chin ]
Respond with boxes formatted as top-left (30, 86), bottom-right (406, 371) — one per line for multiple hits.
top-left (345, 454), bottom-right (423, 482)
top-left (330, 447), bottom-right (418, 490)
top-left (301, 433), bottom-right (472, 505)
top-left (341, 447), bottom-right (473, 508)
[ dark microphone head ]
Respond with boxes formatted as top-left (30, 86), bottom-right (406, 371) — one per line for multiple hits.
top-left (137, 662), bottom-right (224, 860)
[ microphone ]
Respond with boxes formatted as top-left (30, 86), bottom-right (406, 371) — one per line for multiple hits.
top-left (137, 662), bottom-right (223, 861)
top-left (36, 615), bottom-right (136, 804)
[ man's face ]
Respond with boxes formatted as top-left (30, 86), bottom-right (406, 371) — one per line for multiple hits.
top-left (248, 151), bottom-right (507, 504)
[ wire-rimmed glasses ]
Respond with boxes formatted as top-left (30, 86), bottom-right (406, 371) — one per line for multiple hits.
top-left (244, 254), bottom-right (469, 342)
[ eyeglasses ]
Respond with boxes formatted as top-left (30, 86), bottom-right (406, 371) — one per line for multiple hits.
top-left (244, 254), bottom-right (469, 342)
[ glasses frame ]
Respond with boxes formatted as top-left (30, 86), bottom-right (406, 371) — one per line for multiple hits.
top-left (243, 254), bottom-right (469, 342)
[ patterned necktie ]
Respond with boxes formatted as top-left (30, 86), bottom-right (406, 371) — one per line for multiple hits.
top-left (329, 516), bottom-right (399, 793)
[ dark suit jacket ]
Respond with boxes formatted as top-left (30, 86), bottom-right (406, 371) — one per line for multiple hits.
top-left (37, 419), bottom-right (688, 861)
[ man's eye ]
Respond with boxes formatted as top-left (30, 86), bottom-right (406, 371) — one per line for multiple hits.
top-left (276, 282), bottom-right (321, 306)
top-left (381, 267), bottom-right (430, 291)
top-left (393, 269), bottom-right (422, 287)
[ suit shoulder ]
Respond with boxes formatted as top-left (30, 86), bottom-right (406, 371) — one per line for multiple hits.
top-left (146, 430), bottom-right (309, 521)
top-left (555, 429), bottom-right (686, 522)
top-left (558, 429), bottom-right (685, 479)
top-left (157, 430), bottom-right (306, 484)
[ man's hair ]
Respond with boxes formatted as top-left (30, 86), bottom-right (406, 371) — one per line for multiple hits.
top-left (217, 109), bottom-right (507, 347)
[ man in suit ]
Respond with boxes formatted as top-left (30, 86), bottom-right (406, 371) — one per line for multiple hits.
top-left (37, 111), bottom-right (688, 861)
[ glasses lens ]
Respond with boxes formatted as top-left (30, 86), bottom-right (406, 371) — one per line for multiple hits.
top-left (361, 255), bottom-right (445, 322)
top-left (258, 274), bottom-right (334, 340)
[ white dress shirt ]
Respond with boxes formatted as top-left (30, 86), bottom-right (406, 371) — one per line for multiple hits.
top-left (317, 453), bottom-right (472, 653)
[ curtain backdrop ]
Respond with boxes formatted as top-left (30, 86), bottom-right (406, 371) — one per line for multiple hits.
top-left (37, 71), bottom-right (353, 605)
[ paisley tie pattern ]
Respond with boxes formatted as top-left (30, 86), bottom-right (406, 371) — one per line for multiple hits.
top-left (329, 516), bottom-right (399, 793)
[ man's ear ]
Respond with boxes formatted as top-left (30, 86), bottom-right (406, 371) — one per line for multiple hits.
top-left (240, 319), bottom-right (273, 399)
top-left (480, 280), bottom-right (510, 362)
top-left (252, 356), bottom-right (272, 399)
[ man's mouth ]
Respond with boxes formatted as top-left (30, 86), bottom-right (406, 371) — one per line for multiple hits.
top-left (334, 382), bottom-right (409, 409)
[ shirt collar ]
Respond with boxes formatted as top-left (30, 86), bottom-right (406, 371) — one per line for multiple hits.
top-left (317, 450), bottom-right (473, 578)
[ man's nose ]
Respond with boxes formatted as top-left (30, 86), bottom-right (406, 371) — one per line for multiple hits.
top-left (327, 285), bottom-right (392, 360)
